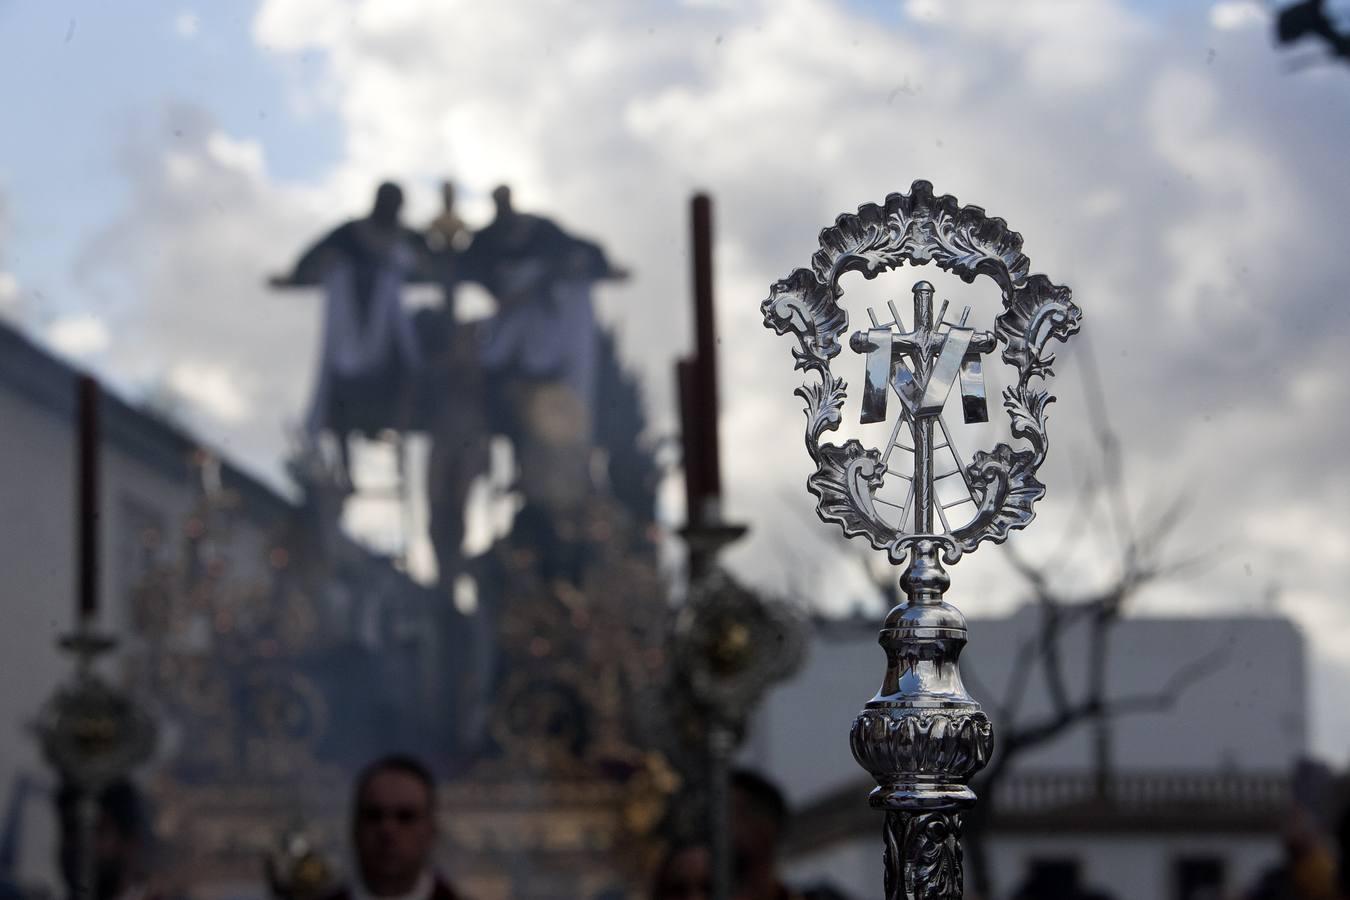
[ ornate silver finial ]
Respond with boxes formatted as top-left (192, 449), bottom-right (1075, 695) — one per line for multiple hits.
top-left (761, 181), bottom-right (1081, 899)
top-left (36, 632), bottom-right (156, 787)
top-left (36, 623), bottom-right (157, 900)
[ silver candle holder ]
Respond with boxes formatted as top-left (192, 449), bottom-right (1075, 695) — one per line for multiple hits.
top-left (761, 181), bottom-right (1082, 899)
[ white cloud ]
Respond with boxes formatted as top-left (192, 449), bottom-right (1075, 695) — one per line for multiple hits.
top-left (205, 132), bottom-right (265, 178)
top-left (899, 0), bottom-right (1150, 92)
top-left (164, 151), bottom-right (201, 187)
top-left (1080, 188), bottom-right (1125, 218)
top-left (70, 103), bottom-right (326, 473)
top-left (174, 11), bottom-right (200, 39)
top-left (0, 271), bottom-right (18, 319)
top-left (166, 360), bottom-right (251, 425)
top-left (1146, 66), bottom-right (1298, 324)
top-left (1210, 1), bottom-right (1266, 30)
top-left (904, 0), bottom-right (945, 23)
top-left (1246, 503), bottom-right (1350, 565)
top-left (46, 313), bottom-right (110, 358)
top-left (0, 191), bottom-right (18, 323)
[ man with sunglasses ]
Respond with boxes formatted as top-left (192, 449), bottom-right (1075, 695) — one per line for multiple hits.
top-left (331, 755), bottom-right (464, 900)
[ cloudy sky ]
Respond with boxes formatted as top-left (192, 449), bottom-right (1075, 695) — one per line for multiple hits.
top-left (2, 0), bottom-right (1349, 756)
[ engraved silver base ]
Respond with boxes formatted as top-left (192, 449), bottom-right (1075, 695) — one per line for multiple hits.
top-left (850, 552), bottom-right (992, 899)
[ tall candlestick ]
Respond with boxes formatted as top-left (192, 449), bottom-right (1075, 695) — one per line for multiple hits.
top-left (677, 358), bottom-right (705, 527)
top-left (76, 374), bottom-right (100, 621)
top-left (690, 193), bottom-right (721, 521)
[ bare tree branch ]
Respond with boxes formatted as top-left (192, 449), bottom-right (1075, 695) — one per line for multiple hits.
top-left (996, 643), bottom-right (1228, 756)
top-left (1105, 643), bottom-right (1231, 717)
top-left (1002, 541), bottom-right (1050, 595)
top-left (778, 487), bottom-right (893, 604)
top-left (1077, 332), bottom-right (1154, 582)
top-left (1047, 466), bottom-right (1103, 564)
top-left (960, 386), bottom-right (1233, 899)
top-left (998, 629), bottom-right (1043, 723)
top-left (1035, 601), bottom-right (1075, 719)
top-left (960, 662), bottom-right (1002, 723)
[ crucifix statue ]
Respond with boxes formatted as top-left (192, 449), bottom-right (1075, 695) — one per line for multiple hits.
top-left (762, 181), bottom-right (1082, 898)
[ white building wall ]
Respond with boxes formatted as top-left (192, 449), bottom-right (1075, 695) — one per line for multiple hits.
top-left (0, 359), bottom-right (292, 891)
top-left (0, 384), bottom-right (76, 889)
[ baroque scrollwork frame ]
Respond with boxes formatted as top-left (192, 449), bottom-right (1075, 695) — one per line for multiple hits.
top-left (761, 180), bottom-right (1082, 563)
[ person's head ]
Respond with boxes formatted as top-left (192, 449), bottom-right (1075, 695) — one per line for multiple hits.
top-left (370, 182), bottom-right (404, 228)
top-left (352, 755), bottom-right (437, 896)
top-left (912, 280), bottom-right (935, 307)
top-left (58, 780), bottom-right (148, 900)
top-left (439, 181), bottom-right (456, 211)
top-left (652, 842), bottom-right (711, 900)
top-left (1281, 805), bottom-right (1329, 857)
top-left (730, 769), bottom-right (789, 900)
top-left (491, 184), bottom-right (514, 219)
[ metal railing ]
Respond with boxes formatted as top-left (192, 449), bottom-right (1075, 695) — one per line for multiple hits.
top-left (994, 770), bottom-right (1290, 814)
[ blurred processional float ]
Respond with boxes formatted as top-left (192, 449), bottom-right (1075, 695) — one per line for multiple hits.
top-left (761, 181), bottom-right (1082, 899)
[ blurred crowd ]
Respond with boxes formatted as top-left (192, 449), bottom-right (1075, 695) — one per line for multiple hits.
top-left (15, 754), bottom-right (1350, 900)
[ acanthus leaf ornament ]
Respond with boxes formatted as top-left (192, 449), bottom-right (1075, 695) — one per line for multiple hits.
top-left (884, 811), bottom-right (965, 900)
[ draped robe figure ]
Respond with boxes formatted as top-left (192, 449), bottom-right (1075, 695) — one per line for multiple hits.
top-left (274, 183), bottom-right (431, 479)
top-left (461, 188), bottom-right (624, 446)
top-left (456, 185), bottom-right (628, 577)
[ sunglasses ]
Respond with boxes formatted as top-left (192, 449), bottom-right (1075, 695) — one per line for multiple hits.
top-left (358, 806), bottom-right (429, 826)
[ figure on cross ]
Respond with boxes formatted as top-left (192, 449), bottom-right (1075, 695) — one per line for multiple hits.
top-left (849, 279), bottom-right (997, 535)
top-left (850, 280), bottom-right (995, 426)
